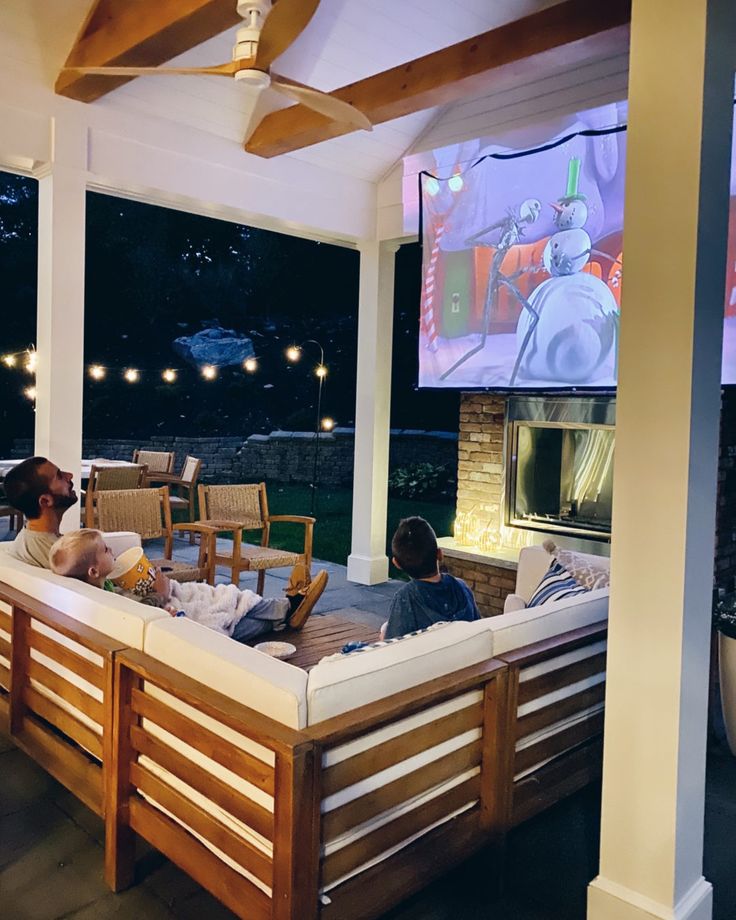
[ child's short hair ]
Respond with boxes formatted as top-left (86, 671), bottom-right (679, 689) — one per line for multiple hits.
top-left (391, 516), bottom-right (438, 579)
top-left (50, 529), bottom-right (104, 581)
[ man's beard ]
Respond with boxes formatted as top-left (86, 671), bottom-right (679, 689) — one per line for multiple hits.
top-left (53, 492), bottom-right (78, 510)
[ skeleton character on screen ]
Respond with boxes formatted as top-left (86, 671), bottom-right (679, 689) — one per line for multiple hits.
top-left (439, 197), bottom-right (543, 382)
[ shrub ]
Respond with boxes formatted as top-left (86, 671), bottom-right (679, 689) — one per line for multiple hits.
top-left (388, 462), bottom-right (453, 500)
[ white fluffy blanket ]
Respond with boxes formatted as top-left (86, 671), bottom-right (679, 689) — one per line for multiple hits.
top-left (169, 581), bottom-right (262, 636)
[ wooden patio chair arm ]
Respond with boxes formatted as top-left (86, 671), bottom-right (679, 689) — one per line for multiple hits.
top-left (172, 522), bottom-right (222, 535)
top-left (147, 472), bottom-right (183, 485)
top-left (266, 515), bottom-right (316, 525)
top-left (190, 519), bottom-right (249, 534)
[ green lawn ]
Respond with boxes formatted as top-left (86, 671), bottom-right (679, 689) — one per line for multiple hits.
top-left (262, 482), bottom-right (455, 575)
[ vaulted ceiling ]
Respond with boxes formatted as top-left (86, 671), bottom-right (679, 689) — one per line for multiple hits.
top-left (3, 0), bottom-right (631, 182)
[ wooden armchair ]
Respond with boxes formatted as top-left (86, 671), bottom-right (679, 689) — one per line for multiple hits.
top-left (197, 482), bottom-right (314, 591)
top-left (95, 487), bottom-right (217, 584)
top-left (83, 464), bottom-right (147, 528)
top-left (133, 450), bottom-right (175, 476)
top-left (146, 456), bottom-right (202, 543)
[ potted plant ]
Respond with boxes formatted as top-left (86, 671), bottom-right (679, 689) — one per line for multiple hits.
top-left (713, 596), bottom-right (736, 755)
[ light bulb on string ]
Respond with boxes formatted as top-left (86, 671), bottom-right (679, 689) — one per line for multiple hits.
top-left (24, 351), bottom-right (37, 374)
top-left (286, 345), bottom-right (301, 362)
top-left (425, 176), bottom-right (440, 196)
top-left (162, 369), bottom-right (177, 383)
top-left (123, 368), bottom-right (140, 383)
top-left (23, 386), bottom-right (36, 400)
top-left (315, 365), bottom-right (328, 379)
top-left (2, 354), bottom-right (17, 368)
top-left (89, 365), bottom-right (106, 380)
top-left (201, 365), bottom-right (217, 381)
top-left (321, 417), bottom-right (335, 431)
top-left (448, 173), bottom-right (464, 193)
top-left (243, 357), bottom-right (257, 373)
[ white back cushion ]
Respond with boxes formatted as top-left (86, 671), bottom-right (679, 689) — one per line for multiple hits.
top-left (143, 617), bottom-right (308, 729)
top-left (307, 620), bottom-right (493, 725)
top-left (0, 549), bottom-right (165, 648)
top-left (480, 588), bottom-right (609, 656)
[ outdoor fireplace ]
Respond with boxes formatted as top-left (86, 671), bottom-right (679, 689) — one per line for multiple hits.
top-left (506, 396), bottom-right (615, 541)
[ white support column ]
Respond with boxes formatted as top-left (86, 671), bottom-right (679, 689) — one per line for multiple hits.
top-left (588, 2), bottom-right (735, 919)
top-left (347, 240), bottom-right (399, 585)
top-left (35, 123), bottom-right (87, 529)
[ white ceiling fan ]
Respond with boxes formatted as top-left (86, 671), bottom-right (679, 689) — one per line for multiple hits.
top-left (62, 0), bottom-right (372, 145)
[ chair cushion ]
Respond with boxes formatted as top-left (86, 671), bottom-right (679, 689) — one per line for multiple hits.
top-left (528, 560), bottom-right (589, 608)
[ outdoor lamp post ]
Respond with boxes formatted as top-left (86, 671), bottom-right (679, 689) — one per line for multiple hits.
top-left (286, 339), bottom-right (329, 516)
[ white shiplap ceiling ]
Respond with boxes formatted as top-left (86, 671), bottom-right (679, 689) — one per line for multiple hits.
top-left (1, 0), bottom-right (601, 182)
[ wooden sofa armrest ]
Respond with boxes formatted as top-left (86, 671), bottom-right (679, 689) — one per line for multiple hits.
top-left (494, 620), bottom-right (608, 668)
top-left (172, 522), bottom-right (220, 536)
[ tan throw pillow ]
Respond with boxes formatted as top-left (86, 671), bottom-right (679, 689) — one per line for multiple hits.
top-left (543, 540), bottom-right (610, 590)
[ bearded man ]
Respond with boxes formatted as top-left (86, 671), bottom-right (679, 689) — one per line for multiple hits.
top-left (3, 457), bottom-right (78, 568)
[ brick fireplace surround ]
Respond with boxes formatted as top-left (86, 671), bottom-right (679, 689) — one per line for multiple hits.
top-left (440, 390), bottom-right (736, 618)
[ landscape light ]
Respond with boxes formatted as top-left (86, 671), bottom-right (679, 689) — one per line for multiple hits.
top-left (89, 365), bottom-right (106, 380)
top-left (2, 354), bottom-right (17, 367)
top-left (315, 364), bottom-right (328, 379)
top-left (123, 368), bottom-right (140, 383)
top-left (24, 351), bottom-right (37, 374)
top-left (321, 417), bottom-right (335, 431)
top-left (243, 357), bottom-right (257, 373)
top-left (286, 345), bottom-right (301, 362)
top-left (162, 369), bottom-right (177, 383)
top-left (201, 365), bottom-right (217, 380)
top-left (23, 386), bottom-right (36, 400)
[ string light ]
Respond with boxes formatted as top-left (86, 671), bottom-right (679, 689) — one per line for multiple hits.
top-left (315, 364), bottom-right (328, 379)
top-left (89, 365), bottom-right (106, 380)
top-left (162, 369), bottom-right (177, 383)
top-left (286, 345), bottom-right (301, 362)
top-left (2, 354), bottom-right (17, 368)
top-left (321, 417), bottom-right (335, 431)
top-left (201, 365), bottom-right (217, 380)
top-left (243, 357), bottom-right (257, 373)
top-left (24, 350), bottom-right (37, 374)
top-left (23, 386), bottom-right (36, 400)
top-left (124, 368), bottom-right (140, 383)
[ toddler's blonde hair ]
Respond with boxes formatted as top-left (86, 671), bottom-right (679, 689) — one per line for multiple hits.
top-left (50, 529), bottom-right (105, 581)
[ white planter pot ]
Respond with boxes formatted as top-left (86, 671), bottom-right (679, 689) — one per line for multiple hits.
top-left (719, 632), bottom-right (736, 756)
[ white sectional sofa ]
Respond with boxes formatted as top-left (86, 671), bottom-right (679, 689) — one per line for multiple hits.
top-left (0, 538), bottom-right (609, 920)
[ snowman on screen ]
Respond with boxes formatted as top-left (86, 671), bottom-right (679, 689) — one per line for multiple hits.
top-left (512, 156), bottom-right (619, 386)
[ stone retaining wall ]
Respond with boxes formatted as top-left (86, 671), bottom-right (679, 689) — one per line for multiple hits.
top-left (11, 428), bottom-right (457, 487)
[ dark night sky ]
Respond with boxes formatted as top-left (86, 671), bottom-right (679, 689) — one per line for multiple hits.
top-left (0, 174), bottom-right (457, 454)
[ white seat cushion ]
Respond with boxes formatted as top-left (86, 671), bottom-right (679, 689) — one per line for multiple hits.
top-left (307, 620), bottom-right (492, 725)
top-left (0, 549), bottom-right (166, 648)
top-left (478, 588), bottom-right (609, 656)
top-left (143, 616), bottom-right (308, 729)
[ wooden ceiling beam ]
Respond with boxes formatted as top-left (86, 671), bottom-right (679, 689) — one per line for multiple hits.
top-left (55, 0), bottom-right (242, 103)
top-left (246, 0), bottom-right (631, 158)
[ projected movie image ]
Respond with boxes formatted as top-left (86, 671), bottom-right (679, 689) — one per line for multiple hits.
top-left (417, 102), bottom-right (736, 389)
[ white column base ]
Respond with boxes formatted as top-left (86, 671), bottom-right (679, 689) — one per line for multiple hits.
top-left (347, 553), bottom-right (389, 586)
top-left (588, 875), bottom-right (712, 920)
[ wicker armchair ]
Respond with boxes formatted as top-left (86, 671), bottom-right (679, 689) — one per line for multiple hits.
top-left (133, 450), bottom-right (175, 476)
top-left (83, 464), bottom-right (147, 528)
top-left (146, 456), bottom-right (202, 543)
top-left (95, 486), bottom-right (216, 584)
top-left (197, 482), bottom-right (314, 592)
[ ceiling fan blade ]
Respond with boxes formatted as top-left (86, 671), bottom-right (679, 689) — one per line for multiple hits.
top-left (254, 0), bottom-right (321, 72)
top-left (271, 77), bottom-right (372, 131)
top-left (63, 61), bottom-right (239, 78)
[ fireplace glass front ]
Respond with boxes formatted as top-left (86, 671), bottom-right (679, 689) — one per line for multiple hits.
top-left (507, 421), bottom-right (614, 539)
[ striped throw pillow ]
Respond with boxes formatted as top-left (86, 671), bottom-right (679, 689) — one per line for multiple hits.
top-left (527, 560), bottom-right (590, 608)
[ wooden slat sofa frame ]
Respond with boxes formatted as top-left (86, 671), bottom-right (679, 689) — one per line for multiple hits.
top-left (0, 578), bottom-right (607, 920)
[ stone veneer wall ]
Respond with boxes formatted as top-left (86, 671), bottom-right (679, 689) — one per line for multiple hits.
top-left (440, 392), bottom-right (514, 616)
top-left (11, 429), bottom-right (456, 487)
